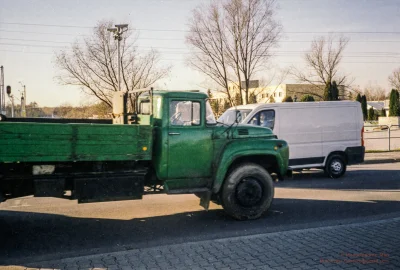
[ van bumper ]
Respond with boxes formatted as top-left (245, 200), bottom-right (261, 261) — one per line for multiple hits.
top-left (345, 146), bottom-right (365, 165)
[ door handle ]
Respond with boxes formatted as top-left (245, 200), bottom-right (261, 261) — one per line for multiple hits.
top-left (168, 132), bottom-right (180, 135)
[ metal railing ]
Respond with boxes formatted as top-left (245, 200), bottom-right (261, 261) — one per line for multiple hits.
top-left (364, 124), bottom-right (400, 151)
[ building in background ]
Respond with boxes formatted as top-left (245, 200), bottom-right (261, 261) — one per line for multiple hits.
top-left (368, 100), bottom-right (390, 117)
top-left (212, 81), bottom-right (346, 104)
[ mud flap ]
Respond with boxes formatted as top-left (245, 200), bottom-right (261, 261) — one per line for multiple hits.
top-left (286, 168), bottom-right (293, 178)
top-left (34, 178), bottom-right (65, 198)
top-left (199, 190), bottom-right (212, 210)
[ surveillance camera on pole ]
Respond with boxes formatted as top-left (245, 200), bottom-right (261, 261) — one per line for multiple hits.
top-left (107, 24), bottom-right (129, 92)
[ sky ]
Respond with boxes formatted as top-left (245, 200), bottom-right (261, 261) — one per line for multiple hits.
top-left (1, 0), bottom-right (400, 107)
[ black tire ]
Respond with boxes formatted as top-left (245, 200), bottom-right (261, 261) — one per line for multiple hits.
top-left (324, 154), bottom-right (347, 178)
top-left (221, 163), bottom-right (274, 220)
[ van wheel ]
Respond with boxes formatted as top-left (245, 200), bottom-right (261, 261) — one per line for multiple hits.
top-left (221, 163), bottom-right (274, 220)
top-left (325, 155), bottom-right (346, 178)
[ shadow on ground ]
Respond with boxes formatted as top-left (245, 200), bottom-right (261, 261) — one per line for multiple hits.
top-left (276, 169), bottom-right (400, 191)
top-left (1, 195), bottom-right (400, 268)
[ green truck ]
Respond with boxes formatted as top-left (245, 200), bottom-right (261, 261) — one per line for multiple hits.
top-left (0, 89), bottom-right (289, 220)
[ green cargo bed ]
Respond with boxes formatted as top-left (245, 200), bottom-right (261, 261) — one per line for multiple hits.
top-left (0, 122), bottom-right (153, 162)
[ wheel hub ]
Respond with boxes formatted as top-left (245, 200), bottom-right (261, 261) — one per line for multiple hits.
top-left (331, 160), bottom-right (342, 173)
top-left (235, 178), bottom-right (263, 207)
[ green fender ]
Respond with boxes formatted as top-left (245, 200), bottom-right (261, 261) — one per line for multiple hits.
top-left (212, 139), bottom-right (289, 193)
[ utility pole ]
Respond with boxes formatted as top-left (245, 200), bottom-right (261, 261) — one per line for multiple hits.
top-left (20, 94), bottom-right (26, 117)
top-left (19, 82), bottom-right (26, 117)
top-left (10, 95), bottom-right (14, 117)
top-left (0, 66), bottom-right (5, 115)
top-left (107, 24), bottom-right (129, 92)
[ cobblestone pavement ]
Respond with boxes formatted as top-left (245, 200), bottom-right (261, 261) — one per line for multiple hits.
top-left (6, 217), bottom-right (400, 270)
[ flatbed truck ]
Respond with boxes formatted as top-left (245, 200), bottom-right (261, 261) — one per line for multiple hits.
top-left (0, 89), bottom-right (289, 220)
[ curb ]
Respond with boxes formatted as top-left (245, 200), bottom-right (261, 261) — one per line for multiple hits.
top-left (362, 158), bottom-right (400, 165)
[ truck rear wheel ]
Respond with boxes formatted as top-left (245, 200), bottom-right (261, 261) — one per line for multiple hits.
top-left (221, 163), bottom-right (274, 220)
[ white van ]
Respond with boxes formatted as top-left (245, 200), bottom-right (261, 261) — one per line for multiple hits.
top-left (218, 101), bottom-right (365, 178)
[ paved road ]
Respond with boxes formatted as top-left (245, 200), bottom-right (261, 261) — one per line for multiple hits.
top-left (1, 163), bottom-right (399, 267)
top-left (17, 217), bottom-right (400, 270)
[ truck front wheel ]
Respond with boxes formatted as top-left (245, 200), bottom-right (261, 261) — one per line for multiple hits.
top-left (221, 163), bottom-right (274, 220)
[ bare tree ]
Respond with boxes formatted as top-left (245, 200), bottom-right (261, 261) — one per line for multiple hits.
top-left (55, 20), bottom-right (170, 111)
top-left (224, 0), bottom-right (281, 104)
top-left (186, 0), bottom-right (281, 105)
top-left (362, 84), bottom-right (388, 101)
top-left (389, 68), bottom-right (400, 90)
top-left (291, 35), bottom-right (351, 99)
top-left (186, 3), bottom-right (234, 105)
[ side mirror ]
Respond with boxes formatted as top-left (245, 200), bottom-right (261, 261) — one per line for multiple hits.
top-left (6, 86), bottom-right (11, 95)
top-left (235, 110), bottom-right (241, 123)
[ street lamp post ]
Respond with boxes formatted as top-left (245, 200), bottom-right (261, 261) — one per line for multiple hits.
top-left (0, 66), bottom-right (5, 115)
top-left (10, 95), bottom-right (14, 117)
top-left (107, 24), bottom-right (129, 92)
top-left (19, 82), bottom-right (26, 117)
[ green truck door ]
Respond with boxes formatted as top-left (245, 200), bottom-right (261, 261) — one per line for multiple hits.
top-left (167, 99), bottom-right (213, 180)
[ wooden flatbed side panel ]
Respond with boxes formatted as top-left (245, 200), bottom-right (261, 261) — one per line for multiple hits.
top-left (0, 123), bottom-right (153, 162)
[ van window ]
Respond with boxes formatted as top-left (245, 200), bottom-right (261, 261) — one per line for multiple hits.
top-left (249, 110), bottom-right (275, 130)
top-left (218, 109), bottom-right (251, 124)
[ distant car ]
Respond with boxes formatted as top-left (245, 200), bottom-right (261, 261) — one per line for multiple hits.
top-left (218, 101), bottom-right (365, 178)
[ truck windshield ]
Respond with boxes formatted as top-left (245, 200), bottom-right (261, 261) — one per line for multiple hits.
top-left (218, 109), bottom-right (252, 124)
top-left (206, 101), bottom-right (217, 124)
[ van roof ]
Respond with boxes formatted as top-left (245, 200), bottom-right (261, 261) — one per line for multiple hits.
top-left (229, 101), bottom-right (360, 110)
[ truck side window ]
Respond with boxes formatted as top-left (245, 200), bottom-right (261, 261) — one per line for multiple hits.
top-left (250, 110), bottom-right (275, 129)
top-left (140, 100), bottom-right (151, 115)
top-left (170, 101), bottom-right (201, 126)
